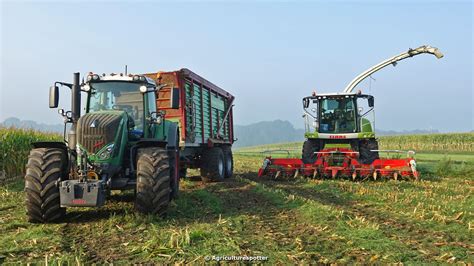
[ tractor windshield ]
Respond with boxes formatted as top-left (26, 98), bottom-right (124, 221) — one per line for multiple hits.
top-left (88, 82), bottom-right (144, 130)
top-left (320, 97), bottom-right (356, 133)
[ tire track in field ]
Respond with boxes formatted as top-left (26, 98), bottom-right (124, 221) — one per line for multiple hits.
top-left (245, 174), bottom-right (471, 262)
top-left (199, 177), bottom-right (373, 263)
top-left (58, 203), bottom-right (133, 263)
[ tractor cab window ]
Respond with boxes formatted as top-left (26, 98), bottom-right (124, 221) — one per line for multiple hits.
top-left (319, 97), bottom-right (356, 133)
top-left (89, 82), bottom-right (144, 130)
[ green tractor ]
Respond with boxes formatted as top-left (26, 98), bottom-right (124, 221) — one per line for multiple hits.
top-left (25, 72), bottom-right (180, 223)
top-left (302, 45), bottom-right (443, 164)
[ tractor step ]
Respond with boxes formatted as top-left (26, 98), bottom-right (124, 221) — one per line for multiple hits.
top-left (258, 148), bottom-right (419, 181)
top-left (59, 180), bottom-right (107, 207)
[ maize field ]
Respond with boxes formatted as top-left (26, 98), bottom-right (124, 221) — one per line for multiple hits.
top-left (0, 128), bottom-right (473, 263)
top-left (0, 127), bottom-right (61, 179)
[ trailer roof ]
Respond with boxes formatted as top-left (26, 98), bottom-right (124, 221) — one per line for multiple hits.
top-left (144, 68), bottom-right (234, 99)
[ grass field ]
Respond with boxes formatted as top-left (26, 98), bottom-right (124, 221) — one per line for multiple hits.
top-left (1, 142), bottom-right (473, 263)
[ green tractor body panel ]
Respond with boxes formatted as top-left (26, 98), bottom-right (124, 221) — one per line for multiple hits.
top-left (76, 111), bottom-right (131, 167)
top-left (153, 119), bottom-right (175, 142)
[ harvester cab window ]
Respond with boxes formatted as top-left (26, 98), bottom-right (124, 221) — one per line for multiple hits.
top-left (357, 97), bottom-right (375, 133)
top-left (319, 97), bottom-right (356, 133)
top-left (89, 82), bottom-right (144, 132)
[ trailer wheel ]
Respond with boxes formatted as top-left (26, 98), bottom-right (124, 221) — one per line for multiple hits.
top-left (302, 139), bottom-right (321, 164)
top-left (222, 146), bottom-right (233, 178)
top-left (179, 167), bottom-right (187, 179)
top-left (25, 148), bottom-right (67, 223)
top-left (200, 147), bottom-right (225, 182)
top-left (135, 147), bottom-right (170, 216)
top-left (359, 139), bottom-right (380, 164)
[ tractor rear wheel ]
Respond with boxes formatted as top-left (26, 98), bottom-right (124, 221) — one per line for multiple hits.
top-left (302, 139), bottom-right (321, 164)
top-left (168, 149), bottom-right (180, 199)
top-left (135, 147), bottom-right (170, 216)
top-left (25, 148), bottom-right (67, 223)
top-left (200, 147), bottom-right (225, 182)
top-left (222, 145), bottom-right (233, 178)
top-left (359, 139), bottom-right (380, 164)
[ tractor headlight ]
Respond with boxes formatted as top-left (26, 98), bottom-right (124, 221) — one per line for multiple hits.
top-left (97, 143), bottom-right (115, 160)
top-left (139, 85), bottom-right (148, 93)
top-left (82, 84), bottom-right (91, 92)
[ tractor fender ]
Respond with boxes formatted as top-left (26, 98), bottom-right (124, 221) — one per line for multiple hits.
top-left (134, 139), bottom-right (167, 149)
top-left (31, 141), bottom-right (68, 154)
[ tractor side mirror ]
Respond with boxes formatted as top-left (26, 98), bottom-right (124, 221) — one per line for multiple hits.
top-left (171, 88), bottom-right (180, 109)
top-left (368, 96), bottom-right (374, 107)
top-left (303, 98), bottom-right (310, 108)
top-left (49, 85), bottom-right (59, 108)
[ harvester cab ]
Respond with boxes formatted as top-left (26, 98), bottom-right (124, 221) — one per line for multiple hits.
top-left (259, 45), bottom-right (443, 181)
top-left (26, 72), bottom-right (181, 223)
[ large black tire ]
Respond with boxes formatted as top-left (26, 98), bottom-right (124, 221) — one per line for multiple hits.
top-left (25, 148), bottom-right (67, 223)
top-left (359, 139), bottom-right (380, 164)
top-left (179, 167), bottom-right (187, 179)
top-left (135, 147), bottom-right (170, 216)
top-left (200, 147), bottom-right (225, 182)
top-left (168, 149), bottom-right (180, 199)
top-left (302, 140), bottom-right (321, 164)
top-left (222, 146), bottom-right (233, 179)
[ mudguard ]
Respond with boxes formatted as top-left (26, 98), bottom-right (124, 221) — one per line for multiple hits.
top-left (31, 141), bottom-right (68, 153)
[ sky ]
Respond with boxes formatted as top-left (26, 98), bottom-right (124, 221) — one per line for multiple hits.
top-left (0, 0), bottom-right (472, 132)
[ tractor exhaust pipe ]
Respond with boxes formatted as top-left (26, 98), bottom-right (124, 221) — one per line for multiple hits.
top-left (68, 72), bottom-right (81, 150)
top-left (72, 72), bottom-right (81, 122)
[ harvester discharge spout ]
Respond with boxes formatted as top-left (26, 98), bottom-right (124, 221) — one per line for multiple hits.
top-left (343, 45), bottom-right (444, 93)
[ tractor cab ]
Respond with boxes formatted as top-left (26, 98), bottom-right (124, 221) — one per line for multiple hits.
top-left (83, 73), bottom-right (159, 140)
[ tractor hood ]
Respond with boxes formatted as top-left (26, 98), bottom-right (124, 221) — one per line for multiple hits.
top-left (76, 111), bottom-right (126, 161)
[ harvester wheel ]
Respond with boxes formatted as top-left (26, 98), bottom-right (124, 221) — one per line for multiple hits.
top-left (200, 147), bottom-right (225, 182)
top-left (302, 140), bottom-right (321, 164)
top-left (359, 139), bottom-right (379, 164)
top-left (135, 147), bottom-right (170, 216)
top-left (222, 145), bottom-right (233, 178)
top-left (25, 148), bottom-right (67, 223)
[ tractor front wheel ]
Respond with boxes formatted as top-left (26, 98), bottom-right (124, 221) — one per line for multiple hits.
top-left (25, 148), bottom-right (67, 223)
top-left (135, 147), bottom-right (171, 216)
